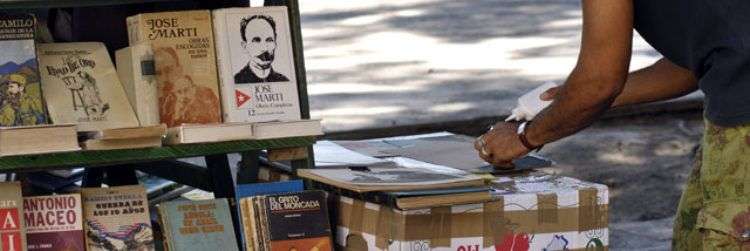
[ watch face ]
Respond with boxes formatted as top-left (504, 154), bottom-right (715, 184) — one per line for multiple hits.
top-left (517, 121), bottom-right (528, 134)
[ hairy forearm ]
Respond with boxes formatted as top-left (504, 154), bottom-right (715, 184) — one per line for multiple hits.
top-left (526, 69), bottom-right (623, 145)
top-left (612, 58), bottom-right (698, 107)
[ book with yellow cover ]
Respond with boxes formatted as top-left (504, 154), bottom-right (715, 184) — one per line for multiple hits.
top-left (37, 42), bottom-right (140, 131)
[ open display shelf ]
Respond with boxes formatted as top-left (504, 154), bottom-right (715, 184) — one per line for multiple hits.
top-left (0, 136), bottom-right (315, 171)
top-left (1, 0), bottom-right (313, 248)
top-left (0, 0), bottom-right (183, 9)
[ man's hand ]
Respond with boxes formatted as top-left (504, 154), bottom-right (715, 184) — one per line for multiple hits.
top-left (474, 122), bottom-right (530, 168)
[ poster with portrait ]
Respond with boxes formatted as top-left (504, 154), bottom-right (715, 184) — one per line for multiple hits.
top-left (213, 6), bottom-right (301, 123)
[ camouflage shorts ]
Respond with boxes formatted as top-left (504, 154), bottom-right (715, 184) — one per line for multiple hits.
top-left (673, 121), bottom-right (750, 250)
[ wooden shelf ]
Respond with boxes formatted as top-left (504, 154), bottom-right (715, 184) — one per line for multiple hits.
top-left (0, 136), bottom-right (315, 172)
top-left (0, 0), bottom-right (182, 9)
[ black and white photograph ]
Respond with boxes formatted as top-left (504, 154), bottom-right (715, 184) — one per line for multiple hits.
top-left (213, 6), bottom-right (301, 123)
top-left (227, 10), bottom-right (295, 85)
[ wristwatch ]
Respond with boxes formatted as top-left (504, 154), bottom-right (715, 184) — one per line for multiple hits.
top-left (517, 121), bottom-right (544, 152)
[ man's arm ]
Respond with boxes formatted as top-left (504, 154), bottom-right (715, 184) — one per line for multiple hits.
top-left (525, 0), bottom-right (634, 147)
top-left (477, 0), bottom-right (634, 166)
top-left (542, 58), bottom-right (698, 107)
top-left (611, 58), bottom-right (698, 107)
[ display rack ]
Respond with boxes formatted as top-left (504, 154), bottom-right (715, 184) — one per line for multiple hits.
top-left (0, 0), bottom-right (313, 248)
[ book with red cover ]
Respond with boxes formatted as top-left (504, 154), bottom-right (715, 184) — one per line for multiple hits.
top-left (0, 182), bottom-right (25, 251)
top-left (23, 194), bottom-right (84, 251)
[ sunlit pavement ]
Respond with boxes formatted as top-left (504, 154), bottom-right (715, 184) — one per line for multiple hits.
top-left (300, 0), bottom-right (668, 132)
top-left (299, 1), bottom-right (699, 250)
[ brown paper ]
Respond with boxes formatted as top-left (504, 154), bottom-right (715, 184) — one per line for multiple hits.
top-left (429, 206), bottom-right (452, 247)
top-left (483, 199), bottom-right (506, 248)
top-left (339, 196), bottom-right (608, 243)
top-left (538, 193), bottom-right (559, 224)
top-left (375, 207), bottom-right (395, 249)
top-left (579, 188), bottom-right (602, 231)
top-left (349, 199), bottom-right (365, 233)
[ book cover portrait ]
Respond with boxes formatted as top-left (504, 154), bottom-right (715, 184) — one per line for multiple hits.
top-left (230, 13), bottom-right (293, 85)
top-left (0, 14), bottom-right (48, 127)
top-left (128, 10), bottom-right (222, 127)
top-left (213, 7), bottom-right (301, 123)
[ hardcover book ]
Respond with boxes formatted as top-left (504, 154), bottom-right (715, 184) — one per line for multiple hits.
top-left (158, 199), bottom-right (238, 251)
top-left (115, 42), bottom-right (159, 126)
top-left (23, 194), bottom-right (84, 251)
top-left (239, 190), bottom-right (332, 251)
top-left (0, 14), bottom-right (49, 127)
top-left (81, 185), bottom-right (154, 251)
top-left (0, 182), bottom-right (26, 251)
top-left (36, 42), bottom-right (140, 131)
top-left (212, 7), bottom-right (301, 123)
top-left (127, 10), bottom-right (222, 127)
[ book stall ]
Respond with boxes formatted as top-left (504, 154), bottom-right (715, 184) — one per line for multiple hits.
top-left (0, 1), bottom-right (610, 251)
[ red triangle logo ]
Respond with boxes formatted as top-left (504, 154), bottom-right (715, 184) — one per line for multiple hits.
top-left (235, 89), bottom-right (251, 107)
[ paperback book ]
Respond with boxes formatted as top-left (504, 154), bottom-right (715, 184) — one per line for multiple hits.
top-left (81, 185), bottom-right (154, 251)
top-left (0, 14), bottom-right (48, 127)
top-left (23, 194), bottom-right (84, 251)
top-left (0, 182), bottom-right (26, 251)
top-left (127, 10), bottom-right (222, 127)
top-left (212, 7), bottom-right (301, 123)
top-left (158, 198), bottom-right (238, 251)
top-left (239, 190), bottom-right (332, 251)
top-left (36, 42), bottom-right (140, 131)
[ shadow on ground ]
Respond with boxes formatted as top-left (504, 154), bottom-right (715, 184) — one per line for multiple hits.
top-left (301, 0), bottom-right (662, 132)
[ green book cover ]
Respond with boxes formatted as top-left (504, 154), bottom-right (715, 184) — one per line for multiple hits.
top-left (158, 198), bottom-right (238, 251)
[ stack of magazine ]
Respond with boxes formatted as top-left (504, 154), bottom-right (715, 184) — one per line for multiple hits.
top-left (296, 133), bottom-right (513, 210)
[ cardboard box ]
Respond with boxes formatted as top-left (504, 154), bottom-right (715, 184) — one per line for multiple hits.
top-left (335, 174), bottom-right (609, 250)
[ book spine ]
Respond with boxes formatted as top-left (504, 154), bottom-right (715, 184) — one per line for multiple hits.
top-left (157, 206), bottom-right (171, 251)
top-left (29, 16), bottom-right (50, 125)
top-left (126, 15), bottom-right (141, 44)
top-left (211, 11), bottom-right (228, 123)
top-left (239, 199), bottom-right (255, 251)
top-left (260, 197), bottom-right (271, 251)
top-left (254, 197), bottom-right (267, 251)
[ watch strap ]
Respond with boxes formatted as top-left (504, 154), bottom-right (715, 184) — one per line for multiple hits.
top-left (517, 121), bottom-right (543, 152)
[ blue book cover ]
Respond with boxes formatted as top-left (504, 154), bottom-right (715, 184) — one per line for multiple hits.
top-left (158, 198), bottom-right (239, 251)
top-left (235, 180), bottom-right (303, 199)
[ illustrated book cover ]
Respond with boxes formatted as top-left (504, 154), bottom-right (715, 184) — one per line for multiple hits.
top-left (158, 198), bottom-right (238, 251)
top-left (0, 13), bottom-right (49, 127)
top-left (81, 185), bottom-right (154, 251)
top-left (212, 7), bottom-right (301, 123)
top-left (23, 194), bottom-right (84, 251)
top-left (36, 42), bottom-right (140, 131)
top-left (239, 190), bottom-right (332, 251)
top-left (0, 182), bottom-right (26, 251)
top-left (127, 10), bottom-right (222, 127)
